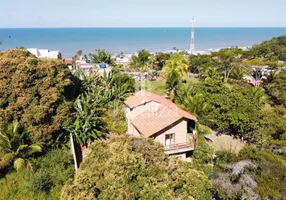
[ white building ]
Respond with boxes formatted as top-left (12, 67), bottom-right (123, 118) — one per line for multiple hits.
top-left (27, 48), bottom-right (62, 59)
top-left (75, 60), bottom-right (112, 76)
top-left (114, 55), bottom-right (131, 66)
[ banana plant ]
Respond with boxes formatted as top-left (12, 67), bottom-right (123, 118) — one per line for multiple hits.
top-left (64, 93), bottom-right (106, 146)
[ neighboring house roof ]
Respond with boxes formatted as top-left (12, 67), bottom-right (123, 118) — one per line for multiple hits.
top-left (64, 59), bottom-right (72, 65)
top-left (132, 105), bottom-right (183, 137)
top-left (124, 90), bottom-right (197, 121)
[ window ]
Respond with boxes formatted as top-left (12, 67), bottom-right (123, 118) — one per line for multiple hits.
top-left (187, 120), bottom-right (196, 133)
top-left (165, 134), bottom-right (175, 147)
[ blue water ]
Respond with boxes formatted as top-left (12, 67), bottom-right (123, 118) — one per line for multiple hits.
top-left (0, 28), bottom-right (286, 58)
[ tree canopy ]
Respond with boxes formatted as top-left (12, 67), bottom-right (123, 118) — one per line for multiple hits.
top-left (0, 49), bottom-right (77, 143)
top-left (61, 135), bottom-right (212, 200)
top-left (266, 69), bottom-right (286, 106)
top-left (129, 49), bottom-right (151, 71)
top-left (162, 53), bottom-right (189, 78)
top-left (248, 35), bottom-right (286, 61)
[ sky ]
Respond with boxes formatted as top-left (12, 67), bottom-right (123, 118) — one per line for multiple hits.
top-left (0, 0), bottom-right (285, 28)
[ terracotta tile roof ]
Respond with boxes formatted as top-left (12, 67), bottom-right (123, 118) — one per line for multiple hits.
top-left (64, 59), bottom-right (72, 65)
top-left (125, 90), bottom-right (197, 121)
top-left (123, 93), bottom-right (152, 108)
top-left (132, 105), bottom-right (182, 137)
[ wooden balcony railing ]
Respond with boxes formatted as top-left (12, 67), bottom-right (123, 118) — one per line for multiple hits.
top-left (165, 142), bottom-right (194, 151)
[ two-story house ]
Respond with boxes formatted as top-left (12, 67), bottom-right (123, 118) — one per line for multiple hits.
top-left (124, 90), bottom-right (197, 160)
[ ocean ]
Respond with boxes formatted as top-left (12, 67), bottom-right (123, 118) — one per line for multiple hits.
top-left (0, 28), bottom-right (286, 58)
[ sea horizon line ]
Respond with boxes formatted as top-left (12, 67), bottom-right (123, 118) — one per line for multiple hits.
top-left (1, 26), bottom-right (286, 29)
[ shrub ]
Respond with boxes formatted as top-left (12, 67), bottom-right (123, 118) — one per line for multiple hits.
top-left (239, 148), bottom-right (286, 199)
top-left (0, 149), bottom-right (74, 200)
top-left (61, 135), bottom-right (212, 200)
top-left (213, 146), bottom-right (286, 200)
top-left (215, 150), bottom-right (237, 166)
top-left (193, 135), bottom-right (214, 165)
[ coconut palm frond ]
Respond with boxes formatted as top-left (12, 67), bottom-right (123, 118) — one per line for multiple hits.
top-left (196, 124), bottom-right (213, 135)
top-left (13, 158), bottom-right (25, 171)
top-left (16, 144), bottom-right (28, 155)
top-left (0, 122), bottom-right (42, 171)
top-left (0, 153), bottom-right (15, 169)
top-left (163, 54), bottom-right (189, 78)
top-left (25, 144), bottom-right (43, 155)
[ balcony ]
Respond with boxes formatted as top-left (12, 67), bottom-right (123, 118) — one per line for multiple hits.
top-left (164, 142), bottom-right (194, 155)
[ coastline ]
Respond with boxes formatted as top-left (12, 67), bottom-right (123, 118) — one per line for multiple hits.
top-left (0, 27), bottom-right (285, 58)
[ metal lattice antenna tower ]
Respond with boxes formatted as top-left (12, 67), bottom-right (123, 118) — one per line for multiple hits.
top-left (190, 16), bottom-right (195, 54)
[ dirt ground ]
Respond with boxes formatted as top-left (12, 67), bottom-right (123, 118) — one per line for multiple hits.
top-left (206, 134), bottom-right (246, 154)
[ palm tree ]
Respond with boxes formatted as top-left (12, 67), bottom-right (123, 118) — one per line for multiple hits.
top-left (89, 49), bottom-right (113, 65)
top-left (72, 55), bottom-right (79, 69)
top-left (76, 50), bottom-right (83, 59)
top-left (129, 55), bottom-right (141, 69)
top-left (265, 70), bottom-right (279, 83)
top-left (175, 84), bottom-right (210, 119)
top-left (0, 122), bottom-right (43, 171)
top-left (166, 70), bottom-right (180, 100)
top-left (202, 67), bottom-right (221, 80)
top-left (137, 49), bottom-right (151, 66)
top-left (230, 67), bottom-right (246, 80)
top-left (163, 53), bottom-right (189, 78)
top-left (251, 87), bottom-right (268, 106)
top-left (184, 93), bottom-right (211, 119)
top-left (173, 47), bottom-right (179, 52)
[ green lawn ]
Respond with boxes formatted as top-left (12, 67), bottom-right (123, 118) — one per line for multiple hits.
top-left (136, 77), bottom-right (200, 96)
top-left (135, 80), bottom-right (166, 96)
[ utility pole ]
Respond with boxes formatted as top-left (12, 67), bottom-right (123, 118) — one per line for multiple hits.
top-left (190, 16), bottom-right (195, 55)
top-left (70, 133), bottom-right (78, 171)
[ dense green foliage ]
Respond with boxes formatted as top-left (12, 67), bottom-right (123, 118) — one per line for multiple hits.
top-left (1, 34), bottom-right (286, 200)
top-left (0, 122), bottom-right (43, 173)
top-left (153, 52), bottom-right (171, 70)
top-left (165, 70), bottom-right (180, 99)
top-left (129, 49), bottom-right (151, 71)
top-left (174, 80), bottom-right (269, 139)
top-left (0, 49), bottom-right (76, 143)
top-left (266, 69), bottom-right (286, 106)
top-left (162, 53), bottom-right (189, 78)
top-left (64, 71), bottom-right (134, 145)
top-left (61, 135), bottom-right (212, 200)
top-left (248, 35), bottom-right (286, 61)
top-left (181, 36), bottom-right (286, 199)
top-left (193, 135), bottom-right (214, 165)
top-left (0, 149), bottom-right (74, 200)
